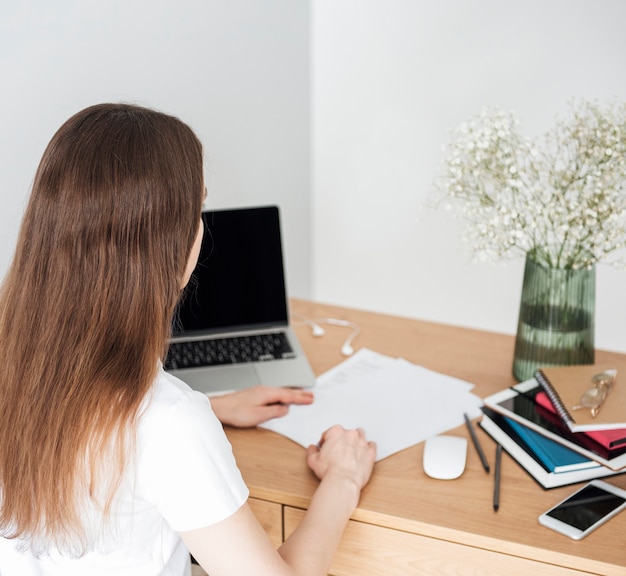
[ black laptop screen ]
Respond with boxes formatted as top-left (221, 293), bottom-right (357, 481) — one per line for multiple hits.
top-left (173, 206), bottom-right (289, 336)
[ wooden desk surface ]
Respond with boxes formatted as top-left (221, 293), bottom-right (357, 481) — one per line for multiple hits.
top-left (225, 299), bottom-right (626, 574)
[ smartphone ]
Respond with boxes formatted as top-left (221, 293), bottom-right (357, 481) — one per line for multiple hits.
top-left (539, 480), bottom-right (626, 540)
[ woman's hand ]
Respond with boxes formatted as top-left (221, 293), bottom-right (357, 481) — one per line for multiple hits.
top-left (210, 385), bottom-right (314, 428)
top-left (306, 425), bottom-right (376, 493)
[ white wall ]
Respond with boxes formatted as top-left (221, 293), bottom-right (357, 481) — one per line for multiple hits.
top-left (2, 1), bottom-right (625, 355)
top-left (312, 0), bottom-right (626, 353)
top-left (0, 0), bottom-right (311, 296)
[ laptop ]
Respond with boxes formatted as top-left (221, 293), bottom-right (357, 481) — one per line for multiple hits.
top-left (165, 205), bottom-right (316, 394)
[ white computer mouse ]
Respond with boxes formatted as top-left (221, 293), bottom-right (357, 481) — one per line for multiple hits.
top-left (422, 435), bottom-right (467, 480)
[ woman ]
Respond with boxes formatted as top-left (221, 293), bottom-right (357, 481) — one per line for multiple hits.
top-left (0, 103), bottom-right (376, 575)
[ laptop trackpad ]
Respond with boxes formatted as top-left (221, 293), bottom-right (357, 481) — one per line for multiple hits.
top-left (178, 365), bottom-right (261, 394)
top-left (256, 361), bottom-right (313, 389)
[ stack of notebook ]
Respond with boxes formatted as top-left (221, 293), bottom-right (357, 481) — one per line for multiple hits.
top-left (481, 364), bottom-right (626, 489)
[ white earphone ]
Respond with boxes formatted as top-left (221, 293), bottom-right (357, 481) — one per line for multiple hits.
top-left (294, 315), bottom-right (360, 356)
top-left (308, 320), bottom-right (326, 337)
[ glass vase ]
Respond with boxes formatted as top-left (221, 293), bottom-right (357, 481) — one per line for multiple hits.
top-left (512, 254), bottom-right (595, 382)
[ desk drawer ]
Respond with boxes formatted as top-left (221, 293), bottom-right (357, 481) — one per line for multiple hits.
top-left (284, 507), bottom-right (591, 576)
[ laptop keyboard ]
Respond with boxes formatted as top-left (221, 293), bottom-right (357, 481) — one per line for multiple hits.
top-left (165, 332), bottom-right (296, 370)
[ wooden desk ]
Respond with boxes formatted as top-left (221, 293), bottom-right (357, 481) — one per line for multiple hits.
top-left (225, 300), bottom-right (626, 575)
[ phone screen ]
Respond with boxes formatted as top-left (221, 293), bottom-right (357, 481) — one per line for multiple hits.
top-left (546, 483), bottom-right (626, 531)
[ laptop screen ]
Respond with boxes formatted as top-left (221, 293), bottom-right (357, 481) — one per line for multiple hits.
top-left (173, 205), bottom-right (289, 337)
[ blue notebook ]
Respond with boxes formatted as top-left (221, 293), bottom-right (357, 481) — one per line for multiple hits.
top-left (480, 409), bottom-right (622, 488)
top-left (506, 417), bottom-right (600, 473)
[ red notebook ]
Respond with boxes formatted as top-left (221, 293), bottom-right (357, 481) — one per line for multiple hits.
top-left (535, 391), bottom-right (626, 449)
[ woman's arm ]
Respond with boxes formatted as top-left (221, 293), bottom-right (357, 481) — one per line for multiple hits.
top-left (180, 425), bottom-right (376, 576)
top-left (210, 385), bottom-right (314, 427)
top-left (277, 426), bottom-right (375, 571)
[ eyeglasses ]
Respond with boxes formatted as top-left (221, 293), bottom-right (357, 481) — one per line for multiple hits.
top-left (571, 369), bottom-right (618, 418)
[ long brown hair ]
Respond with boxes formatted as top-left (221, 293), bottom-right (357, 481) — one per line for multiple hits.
top-left (0, 103), bottom-right (204, 552)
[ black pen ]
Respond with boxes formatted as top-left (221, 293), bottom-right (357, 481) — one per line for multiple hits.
top-left (463, 413), bottom-right (490, 473)
top-left (494, 444), bottom-right (502, 512)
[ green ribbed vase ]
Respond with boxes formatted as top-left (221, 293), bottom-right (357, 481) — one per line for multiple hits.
top-left (512, 254), bottom-right (595, 382)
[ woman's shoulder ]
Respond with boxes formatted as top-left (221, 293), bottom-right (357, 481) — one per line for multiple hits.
top-left (152, 367), bottom-right (198, 401)
top-left (136, 367), bottom-right (229, 467)
top-left (139, 367), bottom-right (216, 430)
top-left (133, 368), bottom-right (249, 530)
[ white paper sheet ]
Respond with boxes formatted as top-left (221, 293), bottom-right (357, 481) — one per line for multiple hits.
top-left (259, 348), bottom-right (483, 461)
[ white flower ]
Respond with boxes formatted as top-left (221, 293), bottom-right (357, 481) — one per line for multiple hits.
top-left (432, 100), bottom-right (626, 269)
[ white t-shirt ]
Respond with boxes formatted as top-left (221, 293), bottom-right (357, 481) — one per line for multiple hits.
top-left (0, 368), bottom-right (249, 576)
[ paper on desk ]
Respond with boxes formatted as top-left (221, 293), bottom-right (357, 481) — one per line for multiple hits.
top-left (259, 348), bottom-right (483, 461)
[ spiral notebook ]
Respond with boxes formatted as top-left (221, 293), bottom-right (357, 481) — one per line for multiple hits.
top-left (534, 364), bottom-right (626, 433)
top-left (534, 391), bottom-right (626, 448)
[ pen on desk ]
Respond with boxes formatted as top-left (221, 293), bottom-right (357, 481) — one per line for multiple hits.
top-left (494, 444), bottom-right (502, 512)
top-left (463, 413), bottom-right (490, 473)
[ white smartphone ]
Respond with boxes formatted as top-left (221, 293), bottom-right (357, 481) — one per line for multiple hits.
top-left (539, 480), bottom-right (626, 540)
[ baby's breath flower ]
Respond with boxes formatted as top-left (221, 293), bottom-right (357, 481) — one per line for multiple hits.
top-left (433, 100), bottom-right (626, 269)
